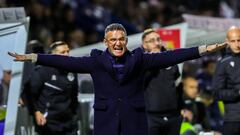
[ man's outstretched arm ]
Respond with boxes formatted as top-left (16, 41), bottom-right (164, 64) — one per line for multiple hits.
top-left (143, 42), bottom-right (227, 69)
top-left (8, 52), bottom-right (95, 73)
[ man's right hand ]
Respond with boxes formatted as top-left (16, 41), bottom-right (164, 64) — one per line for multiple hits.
top-left (8, 52), bottom-right (37, 62)
top-left (34, 111), bottom-right (47, 126)
top-left (8, 52), bottom-right (28, 61)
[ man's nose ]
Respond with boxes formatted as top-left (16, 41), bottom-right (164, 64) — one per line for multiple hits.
top-left (115, 40), bottom-right (122, 45)
top-left (155, 40), bottom-right (162, 46)
top-left (237, 42), bottom-right (240, 47)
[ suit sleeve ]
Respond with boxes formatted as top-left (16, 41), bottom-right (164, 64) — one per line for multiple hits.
top-left (36, 54), bottom-right (95, 73)
top-left (143, 47), bottom-right (200, 70)
top-left (212, 61), bottom-right (240, 102)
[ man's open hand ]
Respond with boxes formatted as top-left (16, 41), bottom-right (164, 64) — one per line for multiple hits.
top-left (8, 52), bottom-right (37, 62)
top-left (8, 52), bottom-right (27, 61)
top-left (207, 42), bottom-right (227, 52)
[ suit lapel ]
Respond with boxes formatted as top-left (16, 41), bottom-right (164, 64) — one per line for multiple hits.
top-left (121, 48), bottom-right (143, 84)
top-left (97, 51), bottom-right (117, 81)
top-left (119, 56), bottom-right (132, 84)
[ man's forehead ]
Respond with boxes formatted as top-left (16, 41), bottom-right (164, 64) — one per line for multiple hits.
top-left (106, 30), bottom-right (125, 38)
top-left (145, 32), bottom-right (160, 39)
top-left (55, 45), bottom-right (69, 50)
top-left (227, 28), bottom-right (240, 38)
top-left (227, 30), bottom-right (240, 40)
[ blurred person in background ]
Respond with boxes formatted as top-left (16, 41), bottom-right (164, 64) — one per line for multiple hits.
top-left (20, 40), bottom-right (45, 108)
top-left (9, 23), bottom-right (226, 135)
top-left (23, 41), bottom-right (79, 135)
top-left (16, 40), bottom-right (46, 135)
top-left (195, 58), bottom-right (223, 132)
top-left (23, 40), bottom-right (45, 79)
top-left (0, 70), bottom-right (11, 106)
top-left (182, 76), bottom-right (210, 130)
top-left (213, 26), bottom-right (240, 135)
top-left (180, 76), bottom-right (221, 135)
top-left (180, 76), bottom-right (207, 131)
top-left (142, 28), bottom-right (181, 135)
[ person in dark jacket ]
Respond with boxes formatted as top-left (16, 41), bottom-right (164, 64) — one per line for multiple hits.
top-left (212, 26), bottom-right (240, 135)
top-left (26, 41), bottom-right (79, 135)
top-left (142, 28), bottom-right (181, 135)
top-left (9, 23), bottom-right (226, 135)
top-left (20, 40), bottom-right (45, 109)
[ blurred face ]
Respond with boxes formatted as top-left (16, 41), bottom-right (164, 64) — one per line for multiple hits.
top-left (52, 45), bottom-right (70, 56)
top-left (227, 28), bottom-right (240, 54)
top-left (143, 32), bottom-right (162, 53)
top-left (183, 77), bottom-right (199, 99)
top-left (104, 30), bottom-right (128, 57)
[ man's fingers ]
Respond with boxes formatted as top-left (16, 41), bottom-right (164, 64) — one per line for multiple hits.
top-left (8, 52), bottom-right (27, 61)
top-left (42, 118), bottom-right (47, 125)
top-left (37, 118), bottom-right (46, 126)
top-left (8, 52), bottom-right (16, 57)
top-left (8, 52), bottom-right (19, 61)
top-left (207, 42), bottom-right (227, 52)
top-left (218, 42), bottom-right (228, 47)
top-left (40, 117), bottom-right (46, 125)
top-left (36, 119), bottom-right (41, 125)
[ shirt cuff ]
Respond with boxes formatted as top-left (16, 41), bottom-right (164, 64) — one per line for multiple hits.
top-left (25, 53), bottom-right (38, 63)
top-left (198, 45), bottom-right (207, 56)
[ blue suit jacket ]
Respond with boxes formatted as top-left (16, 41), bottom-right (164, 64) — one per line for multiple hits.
top-left (36, 47), bottom-right (200, 135)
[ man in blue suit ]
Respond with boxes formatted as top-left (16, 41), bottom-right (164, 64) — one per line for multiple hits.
top-left (9, 23), bottom-right (226, 135)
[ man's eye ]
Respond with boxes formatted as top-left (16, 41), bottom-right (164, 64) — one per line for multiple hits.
top-left (149, 39), bottom-right (154, 42)
top-left (110, 39), bottom-right (116, 42)
top-left (119, 38), bottom-right (125, 41)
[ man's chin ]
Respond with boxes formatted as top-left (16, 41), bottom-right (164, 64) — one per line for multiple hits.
top-left (150, 49), bottom-right (160, 53)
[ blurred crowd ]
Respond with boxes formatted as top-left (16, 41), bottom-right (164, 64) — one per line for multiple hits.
top-left (0, 0), bottom-right (240, 49)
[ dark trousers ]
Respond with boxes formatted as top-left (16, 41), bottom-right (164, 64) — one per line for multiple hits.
top-left (223, 121), bottom-right (240, 135)
top-left (147, 112), bottom-right (182, 135)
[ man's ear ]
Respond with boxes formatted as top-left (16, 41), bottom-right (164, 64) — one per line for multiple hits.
top-left (142, 43), bottom-right (147, 50)
top-left (103, 38), bottom-right (107, 47)
top-left (225, 39), bottom-right (230, 46)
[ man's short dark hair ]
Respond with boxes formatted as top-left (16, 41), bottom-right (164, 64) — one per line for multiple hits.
top-left (142, 28), bottom-right (156, 41)
top-left (104, 23), bottom-right (127, 38)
